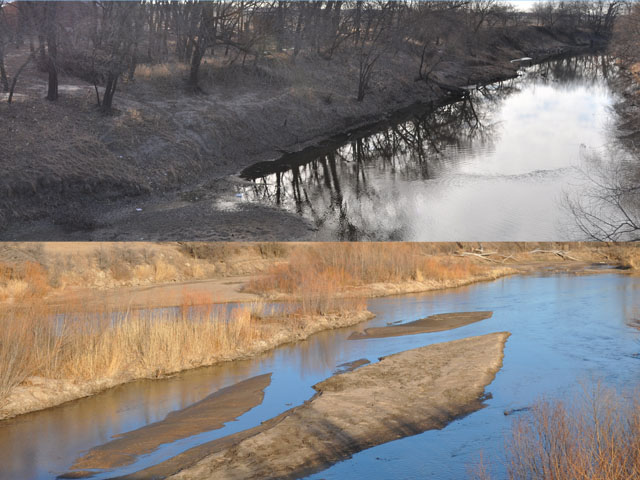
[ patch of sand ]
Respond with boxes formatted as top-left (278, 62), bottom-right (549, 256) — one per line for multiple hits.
top-left (349, 311), bottom-right (493, 340)
top-left (67, 374), bottom-right (271, 473)
top-left (121, 332), bottom-right (509, 480)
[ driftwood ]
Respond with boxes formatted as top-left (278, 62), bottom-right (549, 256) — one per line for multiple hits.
top-left (528, 249), bottom-right (578, 261)
top-left (455, 249), bottom-right (578, 263)
top-left (455, 251), bottom-right (513, 264)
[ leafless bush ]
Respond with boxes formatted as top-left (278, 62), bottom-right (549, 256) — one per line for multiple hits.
top-left (507, 385), bottom-right (640, 480)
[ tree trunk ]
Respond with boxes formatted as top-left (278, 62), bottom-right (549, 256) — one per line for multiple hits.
top-left (8, 52), bottom-right (34, 104)
top-left (46, 55), bottom-right (58, 101)
top-left (188, 42), bottom-right (204, 90)
top-left (45, 2), bottom-right (58, 101)
top-left (101, 73), bottom-right (118, 113)
top-left (276, 1), bottom-right (285, 52)
top-left (0, 43), bottom-right (8, 92)
top-left (354, 1), bottom-right (362, 46)
top-left (293, 3), bottom-right (305, 58)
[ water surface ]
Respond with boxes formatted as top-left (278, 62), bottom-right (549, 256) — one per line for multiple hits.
top-left (1, 272), bottom-right (639, 479)
top-left (239, 55), bottom-right (620, 240)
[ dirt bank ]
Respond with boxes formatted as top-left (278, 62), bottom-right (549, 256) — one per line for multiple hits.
top-left (117, 332), bottom-right (509, 480)
top-left (349, 311), bottom-right (493, 340)
top-left (68, 374), bottom-right (271, 473)
top-left (0, 24), bottom-right (604, 241)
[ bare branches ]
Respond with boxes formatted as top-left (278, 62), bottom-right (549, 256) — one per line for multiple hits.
top-left (564, 149), bottom-right (640, 242)
top-left (7, 51), bottom-right (34, 104)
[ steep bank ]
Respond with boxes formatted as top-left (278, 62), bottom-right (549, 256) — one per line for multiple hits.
top-left (1, 26), bottom-right (606, 240)
top-left (118, 333), bottom-right (509, 480)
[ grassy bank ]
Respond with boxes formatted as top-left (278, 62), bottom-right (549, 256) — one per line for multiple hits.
top-left (0, 291), bottom-right (369, 420)
top-left (1, 241), bottom-right (637, 306)
top-left (0, 241), bottom-right (636, 420)
top-left (248, 243), bottom-right (514, 300)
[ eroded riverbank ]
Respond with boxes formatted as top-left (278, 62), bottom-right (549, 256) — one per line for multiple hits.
top-left (1, 26), bottom-right (606, 241)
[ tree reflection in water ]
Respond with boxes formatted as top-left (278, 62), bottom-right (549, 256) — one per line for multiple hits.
top-left (239, 55), bottom-right (619, 241)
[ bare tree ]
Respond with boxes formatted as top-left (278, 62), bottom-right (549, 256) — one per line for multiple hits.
top-left (43, 1), bottom-right (58, 101)
top-left (7, 51), bottom-right (35, 104)
top-left (565, 150), bottom-right (640, 241)
top-left (612, 1), bottom-right (640, 64)
top-left (185, 1), bottom-right (252, 92)
top-left (0, 0), bottom-right (10, 92)
top-left (91, 1), bottom-right (140, 113)
top-left (468, 0), bottom-right (498, 34)
top-left (355, 1), bottom-right (393, 101)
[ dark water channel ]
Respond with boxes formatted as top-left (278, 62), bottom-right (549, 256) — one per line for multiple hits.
top-left (1, 272), bottom-right (640, 479)
top-left (238, 55), bottom-right (620, 241)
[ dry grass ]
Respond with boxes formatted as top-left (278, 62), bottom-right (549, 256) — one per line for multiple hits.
top-left (602, 244), bottom-right (640, 270)
top-left (1, 242), bottom-right (638, 305)
top-left (0, 282), bottom-right (366, 408)
top-left (0, 297), bottom-right (247, 400)
top-left (0, 242), bottom-right (287, 302)
top-left (476, 385), bottom-right (640, 480)
top-left (249, 243), bottom-right (493, 298)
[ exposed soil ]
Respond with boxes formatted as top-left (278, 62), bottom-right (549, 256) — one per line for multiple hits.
top-left (45, 275), bottom-right (261, 311)
top-left (117, 332), bottom-right (509, 480)
top-left (0, 26), bottom-right (605, 241)
top-left (348, 311), bottom-right (493, 340)
top-left (334, 358), bottom-right (371, 374)
top-left (66, 374), bottom-right (271, 474)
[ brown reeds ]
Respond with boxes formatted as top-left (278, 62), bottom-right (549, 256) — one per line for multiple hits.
top-left (0, 281), bottom-right (368, 409)
top-left (503, 385), bottom-right (640, 480)
top-left (249, 243), bottom-right (491, 299)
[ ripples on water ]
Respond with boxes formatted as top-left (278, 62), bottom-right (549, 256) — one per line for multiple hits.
top-left (239, 55), bottom-right (621, 241)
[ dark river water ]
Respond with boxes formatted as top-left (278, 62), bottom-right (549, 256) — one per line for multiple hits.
top-left (238, 55), bottom-right (621, 241)
top-left (1, 272), bottom-right (640, 479)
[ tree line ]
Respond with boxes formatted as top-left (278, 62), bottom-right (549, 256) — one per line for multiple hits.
top-left (0, 1), bottom-right (627, 112)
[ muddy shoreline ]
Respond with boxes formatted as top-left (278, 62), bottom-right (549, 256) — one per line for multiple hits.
top-left (349, 311), bottom-right (493, 340)
top-left (1, 28), bottom-right (606, 241)
top-left (113, 333), bottom-right (509, 480)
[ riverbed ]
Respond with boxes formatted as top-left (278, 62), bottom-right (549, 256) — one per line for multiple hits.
top-left (239, 55), bottom-right (621, 241)
top-left (1, 271), bottom-right (639, 479)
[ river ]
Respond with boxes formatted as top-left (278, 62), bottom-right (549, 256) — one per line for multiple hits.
top-left (238, 55), bottom-right (621, 241)
top-left (1, 271), bottom-right (639, 479)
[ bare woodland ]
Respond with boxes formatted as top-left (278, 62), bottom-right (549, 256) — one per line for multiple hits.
top-left (0, 1), bottom-right (626, 110)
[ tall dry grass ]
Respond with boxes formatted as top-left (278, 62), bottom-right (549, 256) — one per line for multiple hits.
top-left (0, 299), bottom-right (278, 404)
top-left (249, 243), bottom-right (491, 302)
top-left (0, 283), bottom-right (367, 406)
top-left (476, 385), bottom-right (640, 480)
